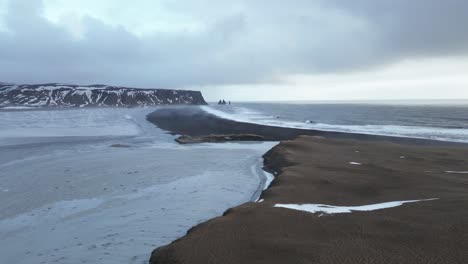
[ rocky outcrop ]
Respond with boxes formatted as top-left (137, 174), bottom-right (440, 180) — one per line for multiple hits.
top-left (0, 83), bottom-right (207, 108)
top-left (175, 134), bottom-right (265, 144)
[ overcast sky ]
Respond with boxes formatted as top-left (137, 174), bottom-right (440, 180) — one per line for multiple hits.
top-left (0, 0), bottom-right (467, 101)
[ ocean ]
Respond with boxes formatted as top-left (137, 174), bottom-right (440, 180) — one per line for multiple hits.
top-left (205, 101), bottom-right (468, 143)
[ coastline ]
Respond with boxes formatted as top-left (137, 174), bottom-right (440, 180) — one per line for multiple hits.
top-left (250, 156), bottom-right (277, 202)
top-left (147, 106), bottom-right (468, 264)
top-left (146, 106), bottom-right (466, 146)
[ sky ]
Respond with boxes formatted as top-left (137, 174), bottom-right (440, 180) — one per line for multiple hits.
top-left (0, 0), bottom-right (467, 101)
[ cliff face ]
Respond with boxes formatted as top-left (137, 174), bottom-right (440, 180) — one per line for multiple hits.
top-left (0, 83), bottom-right (207, 108)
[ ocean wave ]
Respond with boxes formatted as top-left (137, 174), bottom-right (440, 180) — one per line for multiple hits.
top-left (201, 106), bottom-right (468, 143)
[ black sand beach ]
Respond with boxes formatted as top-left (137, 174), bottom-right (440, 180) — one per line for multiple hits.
top-left (146, 106), bottom-right (464, 146)
top-left (147, 106), bottom-right (468, 264)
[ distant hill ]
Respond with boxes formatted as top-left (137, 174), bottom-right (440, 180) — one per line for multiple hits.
top-left (0, 83), bottom-right (207, 108)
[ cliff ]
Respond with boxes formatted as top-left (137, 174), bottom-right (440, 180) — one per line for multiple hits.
top-left (0, 83), bottom-right (207, 108)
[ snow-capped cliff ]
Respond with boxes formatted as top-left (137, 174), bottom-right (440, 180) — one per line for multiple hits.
top-left (0, 83), bottom-right (207, 108)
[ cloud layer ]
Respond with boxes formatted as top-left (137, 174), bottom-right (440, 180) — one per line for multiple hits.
top-left (1, 0), bottom-right (467, 88)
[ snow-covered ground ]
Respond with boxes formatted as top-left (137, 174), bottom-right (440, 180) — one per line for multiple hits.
top-left (274, 199), bottom-right (439, 215)
top-left (0, 107), bottom-right (276, 264)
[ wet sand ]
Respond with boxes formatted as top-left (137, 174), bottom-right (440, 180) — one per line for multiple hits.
top-left (148, 107), bottom-right (468, 264)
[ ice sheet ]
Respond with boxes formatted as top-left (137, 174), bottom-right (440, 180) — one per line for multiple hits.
top-left (0, 107), bottom-right (275, 264)
top-left (0, 108), bottom-right (149, 139)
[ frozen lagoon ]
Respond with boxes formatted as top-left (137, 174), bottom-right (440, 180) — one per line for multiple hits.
top-left (0, 107), bottom-right (276, 264)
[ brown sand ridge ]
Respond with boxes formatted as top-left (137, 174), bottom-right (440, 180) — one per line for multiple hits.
top-left (150, 136), bottom-right (468, 264)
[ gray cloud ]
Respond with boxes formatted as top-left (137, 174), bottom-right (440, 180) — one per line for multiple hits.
top-left (0, 0), bottom-right (467, 88)
top-left (325, 0), bottom-right (468, 57)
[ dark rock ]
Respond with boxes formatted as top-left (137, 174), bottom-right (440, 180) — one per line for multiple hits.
top-left (175, 134), bottom-right (265, 144)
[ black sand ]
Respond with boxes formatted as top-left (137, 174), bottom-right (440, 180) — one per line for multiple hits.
top-left (147, 106), bottom-right (468, 264)
top-left (146, 106), bottom-right (464, 146)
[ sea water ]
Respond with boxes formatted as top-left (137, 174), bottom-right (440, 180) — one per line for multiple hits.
top-left (204, 101), bottom-right (468, 143)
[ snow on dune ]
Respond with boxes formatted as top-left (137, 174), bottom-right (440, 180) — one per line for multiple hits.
top-left (274, 198), bottom-right (439, 215)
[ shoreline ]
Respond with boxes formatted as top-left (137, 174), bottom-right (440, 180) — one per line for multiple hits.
top-left (146, 106), bottom-right (467, 146)
top-left (250, 156), bottom-right (277, 202)
top-left (147, 106), bottom-right (468, 264)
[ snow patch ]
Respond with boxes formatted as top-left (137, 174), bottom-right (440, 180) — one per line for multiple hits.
top-left (349, 162), bottom-right (362, 165)
top-left (36, 85), bottom-right (71, 91)
top-left (1, 106), bottom-right (37, 110)
top-left (262, 170), bottom-right (275, 190)
top-left (274, 198), bottom-right (439, 215)
top-left (445, 171), bottom-right (468, 174)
